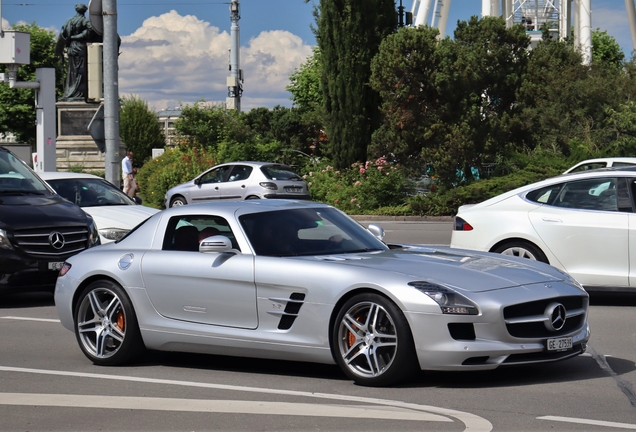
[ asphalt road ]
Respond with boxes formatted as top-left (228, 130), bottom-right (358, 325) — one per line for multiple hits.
top-left (0, 221), bottom-right (635, 431)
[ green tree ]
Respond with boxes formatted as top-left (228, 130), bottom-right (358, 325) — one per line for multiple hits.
top-left (287, 46), bottom-right (323, 112)
top-left (316, 0), bottom-right (397, 169)
top-left (592, 29), bottom-right (624, 69)
top-left (174, 102), bottom-right (251, 149)
top-left (0, 23), bottom-right (64, 145)
top-left (119, 95), bottom-right (166, 163)
top-left (371, 17), bottom-right (529, 185)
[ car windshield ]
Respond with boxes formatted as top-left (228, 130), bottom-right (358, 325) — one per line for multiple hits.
top-left (260, 165), bottom-right (302, 181)
top-left (240, 207), bottom-right (388, 257)
top-left (47, 177), bottom-right (135, 207)
top-left (0, 150), bottom-right (51, 194)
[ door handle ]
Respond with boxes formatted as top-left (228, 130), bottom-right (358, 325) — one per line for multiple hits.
top-left (542, 217), bottom-right (562, 223)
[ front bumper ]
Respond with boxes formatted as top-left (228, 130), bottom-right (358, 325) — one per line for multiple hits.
top-left (0, 249), bottom-right (63, 293)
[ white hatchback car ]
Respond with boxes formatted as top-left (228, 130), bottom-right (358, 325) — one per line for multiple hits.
top-left (564, 157), bottom-right (636, 174)
top-left (40, 172), bottom-right (159, 243)
top-left (451, 167), bottom-right (636, 292)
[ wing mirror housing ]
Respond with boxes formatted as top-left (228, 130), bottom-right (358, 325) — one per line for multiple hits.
top-left (199, 235), bottom-right (240, 254)
top-left (367, 224), bottom-right (385, 241)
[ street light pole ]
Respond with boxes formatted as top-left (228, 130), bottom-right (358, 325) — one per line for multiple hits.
top-left (102, 0), bottom-right (120, 186)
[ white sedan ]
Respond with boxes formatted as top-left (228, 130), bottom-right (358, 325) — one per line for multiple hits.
top-left (451, 168), bottom-right (636, 292)
top-left (40, 172), bottom-right (159, 243)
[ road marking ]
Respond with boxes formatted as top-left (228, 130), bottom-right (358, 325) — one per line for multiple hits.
top-left (0, 393), bottom-right (450, 421)
top-left (0, 365), bottom-right (492, 431)
top-left (538, 416), bottom-right (636, 429)
top-left (0, 316), bottom-right (60, 323)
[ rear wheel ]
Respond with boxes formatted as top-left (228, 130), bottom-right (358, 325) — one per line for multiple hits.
top-left (493, 241), bottom-right (548, 263)
top-left (74, 280), bottom-right (145, 366)
top-left (170, 195), bottom-right (187, 207)
top-left (245, 195), bottom-right (260, 200)
top-left (332, 293), bottom-right (418, 386)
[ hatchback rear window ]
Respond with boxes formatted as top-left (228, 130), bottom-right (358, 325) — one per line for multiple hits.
top-left (261, 165), bottom-right (302, 181)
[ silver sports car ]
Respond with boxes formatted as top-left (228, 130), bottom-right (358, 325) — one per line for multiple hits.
top-left (55, 200), bottom-right (590, 386)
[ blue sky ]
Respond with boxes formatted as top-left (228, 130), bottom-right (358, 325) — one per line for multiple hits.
top-left (1, 0), bottom-right (631, 110)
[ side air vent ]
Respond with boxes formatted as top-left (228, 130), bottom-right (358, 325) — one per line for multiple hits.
top-left (277, 293), bottom-right (306, 330)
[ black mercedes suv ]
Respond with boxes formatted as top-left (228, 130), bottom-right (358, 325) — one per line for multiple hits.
top-left (0, 147), bottom-right (99, 293)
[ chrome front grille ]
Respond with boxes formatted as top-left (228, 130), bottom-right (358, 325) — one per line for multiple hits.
top-left (503, 295), bottom-right (588, 338)
top-left (13, 226), bottom-right (89, 258)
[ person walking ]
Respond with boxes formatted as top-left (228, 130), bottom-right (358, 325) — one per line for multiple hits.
top-left (122, 151), bottom-right (134, 197)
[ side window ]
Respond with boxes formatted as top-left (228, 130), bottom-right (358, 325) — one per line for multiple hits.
top-left (200, 166), bottom-right (231, 184)
top-left (552, 178), bottom-right (617, 211)
top-left (228, 165), bottom-right (253, 182)
top-left (570, 162), bottom-right (607, 173)
top-left (526, 184), bottom-right (564, 205)
top-left (162, 215), bottom-right (240, 252)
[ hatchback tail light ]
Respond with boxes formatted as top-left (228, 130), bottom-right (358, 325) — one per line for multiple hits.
top-left (259, 182), bottom-right (278, 190)
top-left (58, 262), bottom-right (72, 277)
top-left (454, 217), bottom-right (473, 231)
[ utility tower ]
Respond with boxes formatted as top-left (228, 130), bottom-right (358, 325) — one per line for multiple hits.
top-left (226, 0), bottom-right (243, 111)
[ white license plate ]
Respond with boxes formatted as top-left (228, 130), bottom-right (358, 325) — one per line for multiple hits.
top-left (547, 337), bottom-right (573, 351)
top-left (48, 262), bottom-right (64, 271)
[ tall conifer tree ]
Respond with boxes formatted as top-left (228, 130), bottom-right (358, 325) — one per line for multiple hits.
top-left (316, 0), bottom-right (396, 168)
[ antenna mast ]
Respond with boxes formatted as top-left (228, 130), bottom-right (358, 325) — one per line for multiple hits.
top-left (226, 0), bottom-right (242, 111)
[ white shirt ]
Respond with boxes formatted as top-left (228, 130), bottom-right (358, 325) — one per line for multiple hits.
top-left (122, 156), bottom-right (133, 176)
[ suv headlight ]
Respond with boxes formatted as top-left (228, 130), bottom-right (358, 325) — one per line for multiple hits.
top-left (0, 229), bottom-right (14, 250)
top-left (87, 216), bottom-right (100, 246)
top-left (409, 281), bottom-right (479, 315)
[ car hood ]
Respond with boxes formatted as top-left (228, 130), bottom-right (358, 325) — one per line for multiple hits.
top-left (305, 246), bottom-right (566, 292)
top-left (82, 205), bottom-right (159, 229)
top-left (0, 193), bottom-right (88, 228)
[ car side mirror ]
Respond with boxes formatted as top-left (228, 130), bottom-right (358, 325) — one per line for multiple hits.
top-left (367, 224), bottom-right (385, 241)
top-left (199, 235), bottom-right (240, 254)
top-left (194, 177), bottom-right (202, 186)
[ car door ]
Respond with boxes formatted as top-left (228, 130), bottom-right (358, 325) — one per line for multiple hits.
top-left (217, 165), bottom-right (253, 200)
top-left (625, 177), bottom-right (636, 287)
top-left (140, 214), bottom-right (257, 329)
top-left (527, 176), bottom-right (629, 287)
top-left (189, 166), bottom-right (232, 203)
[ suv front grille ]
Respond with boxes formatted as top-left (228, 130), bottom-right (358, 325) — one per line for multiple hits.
top-left (503, 295), bottom-right (588, 338)
top-left (13, 226), bottom-right (89, 258)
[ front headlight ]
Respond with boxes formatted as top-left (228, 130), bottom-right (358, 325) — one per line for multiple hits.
top-left (0, 229), bottom-right (14, 250)
top-left (409, 281), bottom-right (479, 315)
top-left (99, 228), bottom-right (129, 241)
top-left (87, 216), bottom-right (100, 246)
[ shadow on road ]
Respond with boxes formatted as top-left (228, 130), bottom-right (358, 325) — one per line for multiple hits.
top-left (589, 292), bottom-right (636, 306)
top-left (0, 291), bottom-right (54, 309)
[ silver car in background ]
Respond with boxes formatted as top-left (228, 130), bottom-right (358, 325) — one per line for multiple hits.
top-left (164, 161), bottom-right (310, 207)
top-left (55, 200), bottom-right (589, 387)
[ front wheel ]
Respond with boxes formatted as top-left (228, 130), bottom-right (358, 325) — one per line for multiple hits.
top-left (170, 195), bottom-right (187, 207)
top-left (332, 293), bottom-right (418, 386)
top-left (492, 241), bottom-right (548, 263)
top-left (74, 280), bottom-right (145, 366)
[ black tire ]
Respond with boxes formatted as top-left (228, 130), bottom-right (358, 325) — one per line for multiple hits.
top-left (170, 195), bottom-right (187, 207)
top-left (245, 195), bottom-right (260, 200)
top-left (492, 240), bottom-right (549, 263)
top-left (74, 280), bottom-right (145, 366)
top-left (332, 293), bottom-right (418, 386)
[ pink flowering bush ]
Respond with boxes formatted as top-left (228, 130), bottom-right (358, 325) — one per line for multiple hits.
top-left (305, 157), bottom-right (409, 212)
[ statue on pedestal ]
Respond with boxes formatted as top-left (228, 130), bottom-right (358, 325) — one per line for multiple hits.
top-left (56, 4), bottom-right (101, 101)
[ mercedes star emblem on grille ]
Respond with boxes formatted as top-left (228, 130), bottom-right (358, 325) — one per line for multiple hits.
top-left (544, 302), bottom-right (567, 331)
top-left (48, 231), bottom-right (66, 250)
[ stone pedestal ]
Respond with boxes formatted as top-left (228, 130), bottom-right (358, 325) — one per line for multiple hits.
top-left (56, 101), bottom-right (124, 172)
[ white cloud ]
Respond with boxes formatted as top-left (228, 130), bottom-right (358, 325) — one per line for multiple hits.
top-left (119, 10), bottom-right (313, 111)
